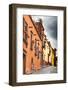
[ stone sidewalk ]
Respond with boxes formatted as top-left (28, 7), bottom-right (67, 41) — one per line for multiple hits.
top-left (32, 65), bottom-right (57, 74)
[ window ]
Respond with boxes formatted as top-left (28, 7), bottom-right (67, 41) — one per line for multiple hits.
top-left (30, 31), bottom-right (33, 50)
top-left (34, 39), bottom-right (37, 56)
top-left (43, 40), bottom-right (46, 48)
top-left (39, 51), bottom-right (42, 60)
top-left (31, 58), bottom-right (34, 69)
top-left (34, 39), bottom-right (39, 58)
top-left (36, 46), bottom-right (39, 58)
top-left (37, 43), bottom-right (39, 59)
top-left (23, 18), bottom-right (28, 47)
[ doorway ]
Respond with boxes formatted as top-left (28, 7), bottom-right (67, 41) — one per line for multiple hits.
top-left (23, 53), bottom-right (26, 74)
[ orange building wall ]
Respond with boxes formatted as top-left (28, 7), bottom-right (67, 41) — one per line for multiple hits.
top-left (23, 16), bottom-right (43, 74)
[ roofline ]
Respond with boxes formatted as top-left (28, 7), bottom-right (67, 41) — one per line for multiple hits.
top-left (29, 15), bottom-right (43, 41)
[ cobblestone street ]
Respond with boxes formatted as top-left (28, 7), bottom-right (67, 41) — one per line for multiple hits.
top-left (32, 65), bottom-right (57, 74)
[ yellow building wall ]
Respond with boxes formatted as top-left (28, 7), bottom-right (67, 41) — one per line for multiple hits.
top-left (52, 50), bottom-right (54, 66)
top-left (43, 41), bottom-right (50, 63)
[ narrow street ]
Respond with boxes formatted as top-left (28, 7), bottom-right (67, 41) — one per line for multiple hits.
top-left (32, 65), bottom-right (57, 74)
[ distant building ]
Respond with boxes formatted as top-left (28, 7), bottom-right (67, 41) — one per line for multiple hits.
top-left (49, 46), bottom-right (54, 66)
top-left (54, 48), bottom-right (57, 66)
top-left (43, 35), bottom-right (57, 66)
top-left (43, 34), bottom-right (49, 64)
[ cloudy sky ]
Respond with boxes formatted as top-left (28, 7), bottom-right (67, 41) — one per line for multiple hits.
top-left (32, 15), bottom-right (57, 49)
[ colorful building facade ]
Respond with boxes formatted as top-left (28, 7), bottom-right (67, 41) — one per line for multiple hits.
top-left (23, 15), bottom-right (57, 74)
top-left (23, 15), bottom-right (44, 74)
top-left (43, 35), bottom-right (57, 66)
